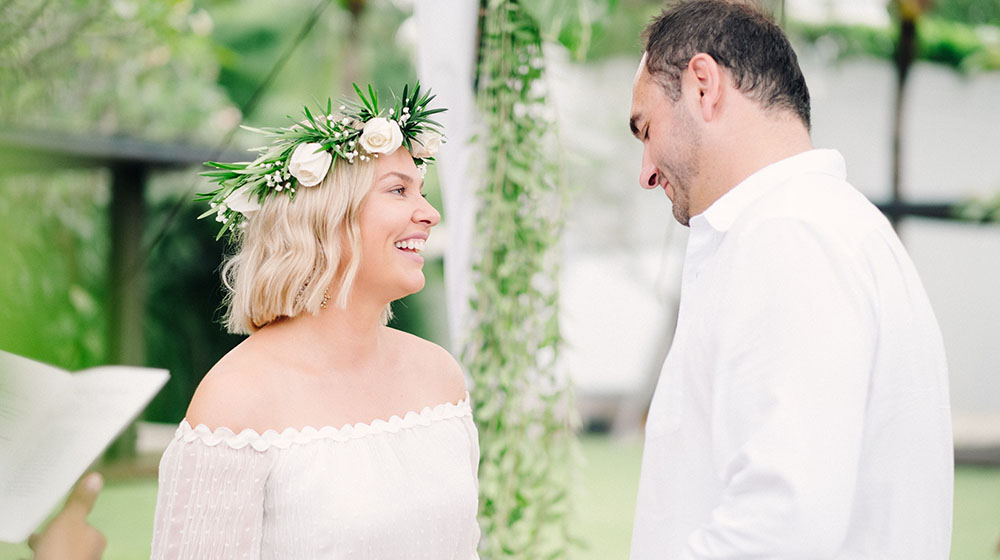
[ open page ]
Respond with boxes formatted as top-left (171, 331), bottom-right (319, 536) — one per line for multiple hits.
top-left (0, 351), bottom-right (169, 542)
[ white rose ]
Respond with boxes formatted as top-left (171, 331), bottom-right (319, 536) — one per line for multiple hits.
top-left (359, 118), bottom-right (403, 155)
top-left (288, 142), bottom-right (332, 187)
top-left (410, 130), bottom-right (442, 159)
top-left (224, 185), bottom-right (262, 215)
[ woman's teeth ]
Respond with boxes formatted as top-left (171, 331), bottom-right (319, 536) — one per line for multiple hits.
top-left (394, 239), bottom-right (425, 252)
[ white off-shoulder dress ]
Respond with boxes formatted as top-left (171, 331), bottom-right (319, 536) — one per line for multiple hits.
top-left (150, 396), bottom-right (481, 560)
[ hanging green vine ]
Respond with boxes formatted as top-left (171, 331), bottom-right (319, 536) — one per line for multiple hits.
top-left (465, 0), bottom-right (578, 558)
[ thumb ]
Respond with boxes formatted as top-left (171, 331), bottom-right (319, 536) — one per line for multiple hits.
top-left (62, 472), bottom-right (103, 518)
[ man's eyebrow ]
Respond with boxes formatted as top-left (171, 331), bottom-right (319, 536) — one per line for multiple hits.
top-left (629, 115), bottom-right (641, 138)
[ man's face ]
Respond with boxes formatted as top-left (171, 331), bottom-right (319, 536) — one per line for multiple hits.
top-left (630, 54), bottom-right (702, 226)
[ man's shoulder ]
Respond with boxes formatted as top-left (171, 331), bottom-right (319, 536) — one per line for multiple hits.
top-left (743, 173), bottom-right (889, 242)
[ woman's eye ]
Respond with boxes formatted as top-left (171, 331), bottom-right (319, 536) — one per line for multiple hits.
top-left (391, 186), bottom-right (406, 195)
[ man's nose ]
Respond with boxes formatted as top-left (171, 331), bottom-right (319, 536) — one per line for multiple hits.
top-left (640, 149), bottom-right (660, 190)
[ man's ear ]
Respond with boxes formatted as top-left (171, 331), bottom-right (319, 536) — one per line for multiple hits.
top-left (688, 53), bottom-right (723, 122)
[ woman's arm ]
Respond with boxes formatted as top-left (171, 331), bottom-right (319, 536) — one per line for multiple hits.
top-left (150, 430), bottom-right (272, 560)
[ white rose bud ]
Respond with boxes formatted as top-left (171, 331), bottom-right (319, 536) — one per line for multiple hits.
top-left (410, 130), bottom-right (442, 159)
top-left (288, 142), bottom-right (333, 187)
top-left (224, 185), bottom-right (262, 215)
top-left (359, 118), bottom-right (403, 155)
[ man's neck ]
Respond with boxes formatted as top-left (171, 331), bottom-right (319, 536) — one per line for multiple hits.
top-left (696, 110), bottom-right (813, 214)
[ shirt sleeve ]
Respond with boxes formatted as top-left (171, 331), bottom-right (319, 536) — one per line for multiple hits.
top-left (683, 218), bottom-right (877, 559)
top-left (150, 434), bottom-right (273, 560)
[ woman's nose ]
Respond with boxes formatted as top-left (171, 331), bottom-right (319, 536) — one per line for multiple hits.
top-left (415, 196), bottom-right (441, 226)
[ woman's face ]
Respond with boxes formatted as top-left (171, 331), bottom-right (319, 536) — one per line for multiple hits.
top-left (354, 148), bottom-right (441, 303)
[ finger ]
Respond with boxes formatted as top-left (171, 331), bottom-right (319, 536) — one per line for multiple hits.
top-left (89, 527), bottom-right (108, 560)
top-left (62, 472), bottom-right (104, 518)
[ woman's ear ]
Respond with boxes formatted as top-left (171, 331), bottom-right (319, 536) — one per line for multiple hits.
top-left (687, 53), bottom-right (723, 122)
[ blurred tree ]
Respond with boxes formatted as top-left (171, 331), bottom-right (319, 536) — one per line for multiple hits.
top-left (338, 0), bottom-right (367, 91)
top-left (781, 0), bottom-right (999, 228)
top-left (0, 0), bottom-right (234, 142)
top-left (889, 0), bottom-right (934, 226)
top-left (790, 0), bottom-right (1000, 72)
top-left (522, 0), bottom-right (619, 60)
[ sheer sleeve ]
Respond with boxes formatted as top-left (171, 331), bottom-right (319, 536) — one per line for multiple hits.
top-left (150, 423), bottom-right (274, 560)
top-left (462, 410), bottom-right (480, 489)
top-left (461, 410), bottom-right (482, 559)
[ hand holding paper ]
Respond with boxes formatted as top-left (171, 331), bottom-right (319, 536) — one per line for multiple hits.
top-left (28, 472), bottom-right (106, 560)
top-left (0, 350), bottom-right (169, 542)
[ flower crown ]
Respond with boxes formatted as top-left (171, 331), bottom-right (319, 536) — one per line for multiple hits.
top-left (198, 82), bottom-right (445, 239)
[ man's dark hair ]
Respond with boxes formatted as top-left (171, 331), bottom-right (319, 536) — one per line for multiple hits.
top-left (644, 0), bottom-right (811, 129)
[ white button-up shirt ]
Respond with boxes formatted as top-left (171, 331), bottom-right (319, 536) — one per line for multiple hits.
top-left (630, 149), bottom-right (953, 559)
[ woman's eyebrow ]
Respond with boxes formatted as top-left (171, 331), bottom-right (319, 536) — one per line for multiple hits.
top-left (378, 171), bottom-right (415, 184)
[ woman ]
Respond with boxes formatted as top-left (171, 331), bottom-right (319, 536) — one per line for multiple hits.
top-left (150, 84), bottom-right (480, 559)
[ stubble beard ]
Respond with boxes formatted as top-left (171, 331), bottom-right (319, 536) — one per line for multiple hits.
top-left (671, 182), bottom-right (691, 226)
top-left (664, 105), bottom-right (701, 227)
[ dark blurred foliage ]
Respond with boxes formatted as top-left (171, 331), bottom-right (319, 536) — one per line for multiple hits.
top-left (142, 192), bottom-right (244, 423)
top-left (928, 0), bottom-right (1000, 25)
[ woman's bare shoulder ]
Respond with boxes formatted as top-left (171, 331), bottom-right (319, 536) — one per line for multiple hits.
top-left (386, 328), bottom-right (467, 402)
top-left (185, 338), bottom-right (277, 433)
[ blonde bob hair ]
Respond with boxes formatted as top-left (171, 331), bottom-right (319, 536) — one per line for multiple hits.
top-left (221, 157), bottom-right (390, 334)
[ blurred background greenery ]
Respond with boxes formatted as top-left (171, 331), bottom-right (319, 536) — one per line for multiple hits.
top-left (1, 0), bottom-right (998, 558)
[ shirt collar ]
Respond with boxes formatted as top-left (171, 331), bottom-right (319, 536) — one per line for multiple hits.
top-left (693, 149), bottom-right (847, 233)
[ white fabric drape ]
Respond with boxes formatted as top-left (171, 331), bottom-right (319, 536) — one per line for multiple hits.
top-left (413, 1), bottom-right (480, 353)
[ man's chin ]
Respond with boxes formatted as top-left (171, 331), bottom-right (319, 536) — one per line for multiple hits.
top-left (672, 207), bottom-right (691, 227)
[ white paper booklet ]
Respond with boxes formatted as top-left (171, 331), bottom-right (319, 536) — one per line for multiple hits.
top-left (0, 350), bottom-right (169, 542)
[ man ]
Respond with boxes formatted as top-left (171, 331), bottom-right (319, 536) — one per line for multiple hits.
top-left (628, 1), bottom-right (953, 558)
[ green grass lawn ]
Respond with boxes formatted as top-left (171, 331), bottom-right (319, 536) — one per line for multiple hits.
top-left (3, 436), bottom-right (997, 560)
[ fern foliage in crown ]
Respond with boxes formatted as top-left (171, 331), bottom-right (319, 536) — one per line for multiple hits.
top-left (198, 82), bottom-right (445, 239)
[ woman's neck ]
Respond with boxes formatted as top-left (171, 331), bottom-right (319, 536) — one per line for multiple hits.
top-left (258, 296), bottom-right (388, 372)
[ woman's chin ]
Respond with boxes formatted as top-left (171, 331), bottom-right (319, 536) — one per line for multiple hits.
top-left (392, 275), bottom-right (426, 301)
